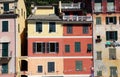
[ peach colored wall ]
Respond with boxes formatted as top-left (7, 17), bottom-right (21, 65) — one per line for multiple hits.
top-left (63, 24), bottom-right (92, 36)
top-left (64, 58), bottom-right (92, 74)
top-left (28, 58), bottom-right (63, 75)
top-left (63, 38), bottom-right (92, 56)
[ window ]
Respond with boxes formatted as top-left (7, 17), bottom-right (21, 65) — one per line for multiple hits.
top-left (36, 22), bottom-right (42, 32)
top-left (2, 64), bottom-right (8, 74)
top-left (48, 62), bottom-right (55, 72)
top-left (47, 42), bottom-right (59, 53)
top-left (106, 17), bottom-right (116, 24)
top-left (21, 9), bottom-right (23, 16)
top-left (96, 17), bottom-right (101, 24)
top-left (106, 31), bottom-right (117, 41)
top-left (4, 3), bottom-right (9, 11)
top-left (67, 24), bottom-right (73, 34)
top-left (38, 66), bottom-right (42, 73)
top-left (107, 2), bottom-right (114, 12)
top-left (49, 22), bottom-right (56, 32)
top-left (2, 43), bottom-right (8, 57)
top-left (97, 71), bottom-right (102, 76)
top-left (87, 44), bottom-right (92, 53)
top-left (94, 3), bottom-right (102, 12)
top-left (83, 26), bottom-right (89, 34)
top-left (109, 48), bottom-right (116, 60)
top-left (76, 61), bottom-right (82, 71)
top-left (65, 45), bottom-right (70, 53)
top-left (33, 42), bottom-right (45, 53)
top-left (75, 42), bottom-right (81, 52)
top-left (2, 21), bottom-right (8, 32)
top-left (97, 52), bottom-right (102, 60)
top-left (110, 66), bottom-right (117, 77)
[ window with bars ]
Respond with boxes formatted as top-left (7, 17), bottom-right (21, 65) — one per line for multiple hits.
top-left (49, 22), bottom-right (56, 32)
top-left (36, 22), bottom-right (42, 32)
top-left (76, 61), bottom-right (82, 71)
top-left (106, 31), bottom-right (117, 41)
top-left (48, 62), bottom-right (55, 72)
top-left (109, 48), bottom-right (116, 60)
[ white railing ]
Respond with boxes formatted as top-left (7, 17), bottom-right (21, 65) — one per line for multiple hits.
top-left (63, 15), bottom-right (92, 21)
top-left (61, 3), bottom-right (81, 9)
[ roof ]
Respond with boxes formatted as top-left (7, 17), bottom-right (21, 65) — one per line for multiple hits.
top-left (27, 14), bottom-right (61, 22)
top-left (0, 0), bottom-right (17, 3)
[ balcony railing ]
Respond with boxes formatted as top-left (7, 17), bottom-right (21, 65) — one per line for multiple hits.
top-left (61, 3), bottom-right (81, 9)
top-left (0, 8), bottom-right (19, 15)
top-left (63, 15), bottom-right (92, 22)
top-left (0, 49), bottom-right (12, 58)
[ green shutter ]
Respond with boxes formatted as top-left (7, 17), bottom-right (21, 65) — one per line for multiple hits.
top-left (106, 31), bottom-right (110, 40)
top-left (106, 17), bottom-right (109, 24)
top-left (36, 22), bottom-right (42, 32)
top-left (2, 21), bottom-right (8, 32)
top-left (114, 31), bottom-right (117, 40)
top-left (2, 43), bottom-right (8, 57)
top-left (65, 45), bottom-right (70, 52)
top-left (4, 3), bottom-right (9, 11)
top-left (75, 42), bottom-right (80, 52)
top-left (110, 67), bottom-right (117, 77)
top-left (96, 17), bottom-right (101, 24)
top-left (97, 71), bottom-right (102, 76)
top-left (97, 52), bottom-right (102, 60)
top-left (33, 42), bottom-right (36, 53)
top-left (56, 43), bottom-right (59, 53)
top-left (113, 17), bottom-right (117, 24)
top-left (76, 61), bottom-right (82, 71)
top-left (2, 64), bottom-right (8, 74)
top-left (67, 25), bottom-right (73, 34)
top-left (49, 22), bottom-right (56, 32)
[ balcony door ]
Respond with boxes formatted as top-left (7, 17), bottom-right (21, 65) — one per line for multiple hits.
top-left (2, 43), bottom-right (8, 57)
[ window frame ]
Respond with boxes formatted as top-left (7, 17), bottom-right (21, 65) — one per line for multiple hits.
top-left (4, 3), bottom-right (9, 11)
top-left (49, 22), bottom-right (56, 33)
top-left (106, 31), bottom-right (117, 41)
top-left (106, 17), bottom-right (116, 24)
top-left (67, 24), bottom-right (73, 34)
top-left (96, 17), bottom-right (101, 25)
top-left (38, 65), bottom-right (43, 73)
top-left (75, 42), bottom-right (81, 52)
top-left (2, 21), bottom-right (8, 32)
top-left (110, 66), bottom-right (117, 77)
top-left (36, 22), bottom-right (42, 32)
top-left (33, 42), bottom-right (45, 53)
top-left (109, 48), bottom-right (116, 60)
top-left (65, 44), bottom-right (70, 53)
top-left (75, 61), bottom-right (82, 71)
top-left (97, 51), bottom-right (102, 60)
top-left (48, 62), bottom-right (55, 73)
top-left (47, 42), bottom-right (59, 53)
top-left (83, 26), bottom-right (89, 34)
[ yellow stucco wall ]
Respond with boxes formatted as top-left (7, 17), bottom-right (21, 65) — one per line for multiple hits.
top-left (35, 8), bottom-right (54, 15)
top-left (94, 13), bottom-right (120, 77)
top-left (28, 58), bottom-right (64, 75)
top-left (28, 22), bottom-right (63, 37)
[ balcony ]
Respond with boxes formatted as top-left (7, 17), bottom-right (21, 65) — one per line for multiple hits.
top-left (62, 15), bottom-right (92, 23)
top-left (0, 50), bottom-right (12, 64)
top-left (105, 41), bottom-right (120, 48)
top-left (61, 3), bottom-right (81, 10)
top-left (0, 8), bottom-right (19, 18)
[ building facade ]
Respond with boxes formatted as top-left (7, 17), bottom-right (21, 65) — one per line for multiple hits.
top-left (0, 0), bottom-right (26, 77)
top-left (93, 0), bottom-right (120, 77)
top-left (59, 1), bottom-right (93, 77)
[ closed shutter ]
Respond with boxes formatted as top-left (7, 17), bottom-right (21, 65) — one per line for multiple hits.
top-left (33, 42), bottom-right (36, 53)
top-left (76, 61), bottom-right (82, 71)
top-left (36, 22), bottom-right (42, 32)
top-left (113, 17), bottom-right (117, 24)
top-left (2, 64), bottom-right (8, 74)
top-left (106, 31), bottom-right (110, 40)
top-left (67, 25), bottom-right (73, 34)
top-left (2, 43), bottom-right (8, 56)
top-left (4, 3), bottom-right (9, 11)
top-left (110, 66), bottom-right (117, 77)
top-left (65, 45), bottom-right (70, 53)
top-left (38, 66), bottom-right (42, 73)
top-left (75, 42), bottom-right (80, 52)
top-left (97, 52), bottom-right (102, 60)
top-left (2, 21), bottom-right (8, 32)
top-left (49, 22), bottom-right (55, 32)
top-left (106, 17), bottom-right (109, 24)
top-left (48, 62), bottom-right (55, 72)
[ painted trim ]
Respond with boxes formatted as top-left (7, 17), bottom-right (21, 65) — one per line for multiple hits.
top-left (28, 36), bottom-right (92, 38)
top-left (28, 56), bottom-right (93, 59)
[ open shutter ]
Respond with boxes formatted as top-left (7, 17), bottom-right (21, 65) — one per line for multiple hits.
top-left (33, 42), bottom-right (36, 53)
top-left (106, 31), bottom-right (110, 40)
top-left (56, 43), bottom-right (59, 53)
top-left (47, 43), bottom-right (49, 53)
top-left (106, 17), bottom-right (109, 24)
top-left (42, 43), bottom-right (45, 53)
top-left (113, 17), bottom-right (117, 24)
